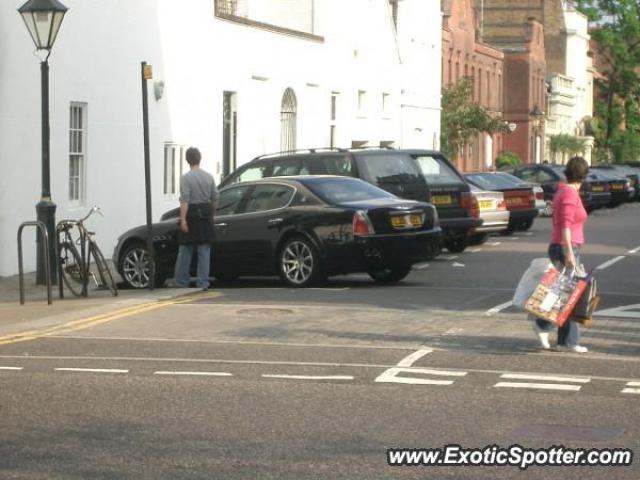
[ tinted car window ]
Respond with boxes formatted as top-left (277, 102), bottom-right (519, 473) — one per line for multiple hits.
top-left (228, 163), bottom-right (269, 184)
top-left (515, 168), bottom-right (538, 183)
top-left (316, 155), bottom-right (357, 177)
top-left (536, 170), bottom-right (555, 182)
top-left (242, 184), bottom-right (294, 213)
top-left (466, 174), bottom-right (521, 190)
top-left (356, 153), bottom-right (422, 185)
top-left (271, 158), bottom-right (310, 177)
top-left (216, 185), bottom-right (251, 215)
top-left (304, 178), bottom-right (394, 204)
top-left (549, 166), bottom-right (567, 180)
top-left (413, 154), bottom-right (461, 184)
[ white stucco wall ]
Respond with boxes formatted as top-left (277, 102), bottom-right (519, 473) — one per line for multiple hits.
top-left (0, 0), bottom-right (443, 276)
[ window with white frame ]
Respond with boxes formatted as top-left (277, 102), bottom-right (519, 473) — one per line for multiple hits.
top-left (164, 143), bottom-right (185, 195)
top-left (69, 103), bottom-right (87, 204)
top-left (382, 92), bottom-right (390, 116)
top-left (357, 90), bottom-right (367, 116)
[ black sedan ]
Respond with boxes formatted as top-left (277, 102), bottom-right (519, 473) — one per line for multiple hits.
top-left (113, 176), bottom-right (442, 288)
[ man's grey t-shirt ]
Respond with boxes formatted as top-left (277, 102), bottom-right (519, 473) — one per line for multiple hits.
top-left (179, 168), bottom-right (218, 205)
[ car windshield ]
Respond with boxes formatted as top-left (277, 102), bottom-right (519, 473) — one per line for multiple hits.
top-left (466, 173), bottom-right (521, 190)
top-left (496, 172), bottom-right (529, 185)
top-left (548, 166), bottom-right (568, 180)
top-left (304, 177), bottom-right (395, 204)
top-left (412, 154), bottom-right (462, 184)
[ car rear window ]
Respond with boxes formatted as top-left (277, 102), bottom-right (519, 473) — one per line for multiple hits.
top-left (413, 154), bottom-right (462, 185)
top-left (304, 178), bottom-right (394, 204)
top-left (466, 174), bottom-right (521, 190)
top-left (356, 153), bottom-right (422, 185)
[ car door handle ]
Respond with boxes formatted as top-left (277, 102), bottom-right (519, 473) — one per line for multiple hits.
top-left (268, 218), bottom-right (283, 225)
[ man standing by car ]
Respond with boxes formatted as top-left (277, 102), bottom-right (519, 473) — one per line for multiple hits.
top-left (172, 147), bottom-right (218, 290)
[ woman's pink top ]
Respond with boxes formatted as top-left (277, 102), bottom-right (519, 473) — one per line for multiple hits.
top-left (551, 182), bottom-right (587, 245)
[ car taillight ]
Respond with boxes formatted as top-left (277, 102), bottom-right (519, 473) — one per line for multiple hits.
top-left (352, 211), bottom-right (374, 236)
top-left (460, 192), bottom-right (479, 218)
top-left (528, 192), bottom-right (535, 206)
top-left (498, 199), bottom-right (507, 210)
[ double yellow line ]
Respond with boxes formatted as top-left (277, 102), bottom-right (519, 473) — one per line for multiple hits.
top-left (0, 291), bottom-right (222, 347)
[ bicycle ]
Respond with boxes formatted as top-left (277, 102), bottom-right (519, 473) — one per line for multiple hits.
top-left (57, 206), bottom-right (118, 297)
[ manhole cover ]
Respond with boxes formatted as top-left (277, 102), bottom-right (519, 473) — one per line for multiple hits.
top-left (236, 308), bottom-right (294, 316)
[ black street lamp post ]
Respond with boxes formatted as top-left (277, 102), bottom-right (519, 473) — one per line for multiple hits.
top-left (530, 105), bottom-right (544, 164)
top-left (18, 0), bottom-right (68, 285)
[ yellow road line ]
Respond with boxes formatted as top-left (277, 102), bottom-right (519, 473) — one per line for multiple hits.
top-left (0, 291), bottom-right (222, 346)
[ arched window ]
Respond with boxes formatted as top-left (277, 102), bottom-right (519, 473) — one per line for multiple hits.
top-left (280, 88), bottom-right (297, 151)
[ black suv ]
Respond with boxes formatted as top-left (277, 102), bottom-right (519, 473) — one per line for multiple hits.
top-left (219, 148), bottom-right (482, 253)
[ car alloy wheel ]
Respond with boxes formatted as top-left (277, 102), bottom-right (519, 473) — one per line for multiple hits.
top-left (279, 238), bottom-right (318, 287)
top-left (120, 244), bottom-right (151, 289)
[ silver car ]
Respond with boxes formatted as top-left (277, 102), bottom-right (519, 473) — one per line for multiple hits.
top-left (468, 184), bottom-right (510, 244)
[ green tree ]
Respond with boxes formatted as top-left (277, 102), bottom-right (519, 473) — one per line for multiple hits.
top-left (575, 0), bottom-right (640, 161)
top-left (440, 78), bottom-right (508, 158)
top-left (548, 134), bottom-right (587, 163)
top-left (495, 151), bottom-right (521, 169)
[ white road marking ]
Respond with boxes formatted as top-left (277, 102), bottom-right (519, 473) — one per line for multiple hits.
top-left (488, 242), bottom-right (501, 246)
top-left (412, 263), bottom-right (430, 270)
top-left (500, 373), bottom-right (590, 383)
top-left (626, 381), bottom-right (640, 387)
top-left (375, 371), bottom-right (454, 385)
top-left (442, 328), bottom-right (464, 336)
top-left (440, 255), bottom-right (458, 260)
top-left (495, 382), bottom-right (581, 392)
top-left (470, 248), bottom-right (483, 253)
top-left (54, 368), bottom-right (129, 374)
top-left (452, 262), bottom-right (466, 268)
top-left (396, 349), bottom-right (433, 367)
top-left (510, 237), bottom-right (520, 240)
top-left (0, 366), bottom-right (23, 370)
top-left (262, 374), bottom-right (353, 381)
top-left (524, 232), bottom-right (534, 236)
top-left (485, 300), bottom-right (513, 316)
top-left (628, 246), bottom-right (640, 254)
top-left (596, 256), bottom-right (626, 270)
top-left (595, 304), bottom-right (640, 319)
top-left (621, 388), bottom-right (640, 395)
top-left (154, 371), bottom-right (232, 377)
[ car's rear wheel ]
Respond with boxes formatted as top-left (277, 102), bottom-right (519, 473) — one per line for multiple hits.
top-left (444, 237), bottom-right (468, 253)
top-left (368, 264), bottom-right (412, 284)
top-left (469, 233), bottom-right (488, 245)
top-left (278, 237), bottom-right (321, 287)
top-left (518, 219), bottom-right (534, 231)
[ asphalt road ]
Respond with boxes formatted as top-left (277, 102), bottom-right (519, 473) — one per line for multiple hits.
top-left (1, 202), bottom-right (639, 479)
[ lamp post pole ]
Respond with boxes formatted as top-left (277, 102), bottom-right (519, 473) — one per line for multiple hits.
top-left (36, 57), bottom-right (57, 284)
top-left (18, 0), bottom-right (68, 285)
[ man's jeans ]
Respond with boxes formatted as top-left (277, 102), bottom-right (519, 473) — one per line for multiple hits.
top-left (173, 243), bottom-right (212, 289)
top-left (534, 243), bottom-right (581, 347)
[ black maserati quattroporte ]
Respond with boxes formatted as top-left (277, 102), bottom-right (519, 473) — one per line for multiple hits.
top-left (114, 176), bottom-right (442, 288)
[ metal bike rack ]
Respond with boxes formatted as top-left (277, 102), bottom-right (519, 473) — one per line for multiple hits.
top-left (17, 221), bottom-right (52, 305)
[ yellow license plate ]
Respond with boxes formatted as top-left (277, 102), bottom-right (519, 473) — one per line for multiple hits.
top-left (612, 184), bottom-right (624, 190)
top-left (506, 197), bottom-right (522, 206)
top-left (479, 200), bottom-right (493, 209)
top-left (391, 214), bottom-right (423, 228)
top-left (431, 195), bottom-right (452, 205)
top-left (592, 186), bottom-right (603, 192)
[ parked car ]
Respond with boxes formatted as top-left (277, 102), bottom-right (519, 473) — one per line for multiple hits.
top-left (114, 176), bottom-right (442, 289)
top-left (593, 165), bottom-right (639, 201)
top-left (219, 148), bottom-right (482, 253)
top-left (467, 184), bottom-right (509, 244)
top-left (490, 171), bottom-right (546, 215)
top-left (464, 172), bottom-right (538, 232)
top-left (510, 163), bottom-right (611, 212)
top-left (587, 169), bottom-right (630, 207)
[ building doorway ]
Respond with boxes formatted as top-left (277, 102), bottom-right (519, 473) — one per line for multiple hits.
top-left (280, 88), bottom-right (297, 152)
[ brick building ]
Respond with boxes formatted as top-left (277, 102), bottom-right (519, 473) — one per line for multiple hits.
top-left (479, 7), bottom-right (548, 164)
top-left (442, 0), bottom-right (504, 172)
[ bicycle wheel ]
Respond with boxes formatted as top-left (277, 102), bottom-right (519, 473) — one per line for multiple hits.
top-left (90, 242), bottom-right (119, 296)
top-left (59, 241), bottom-right (85, 297)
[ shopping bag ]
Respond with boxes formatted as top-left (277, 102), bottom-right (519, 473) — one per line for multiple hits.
top-left (513, 258), bottom-right (552, 308)
top-left (570, 275), bottom-right (599, 327)
top-left (523, 266), bottom-right (588, 327)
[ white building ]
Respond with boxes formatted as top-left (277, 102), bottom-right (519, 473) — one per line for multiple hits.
top-left (0, 0), bottom-right (442, 277)
top-left (544, 1), bottom-right (594, 164)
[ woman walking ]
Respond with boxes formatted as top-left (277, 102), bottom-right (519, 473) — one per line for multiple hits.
top-left (533, 156), bottom-right (590, 353)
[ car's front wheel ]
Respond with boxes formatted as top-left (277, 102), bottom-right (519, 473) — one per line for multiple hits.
top-left (368, 265), bottom-right (412, 285)
top-left (119, 243), bottom-right (164, 289)
top-left (278, 237), bottom-right (321, 287)
top-left (444, 237), bottom-right (468, 253)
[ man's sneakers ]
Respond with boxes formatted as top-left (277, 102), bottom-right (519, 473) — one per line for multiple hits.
top-left (532, 322), bottom-right (551, 350)
top-left (557, 344), bottom-right (588, 353)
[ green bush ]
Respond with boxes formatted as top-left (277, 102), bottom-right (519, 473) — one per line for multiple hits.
top-left (495, 151), bottom-right (522, 169)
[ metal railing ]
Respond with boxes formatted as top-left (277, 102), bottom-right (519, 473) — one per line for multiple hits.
top-left (17, 221), bottom-right (52, 305)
